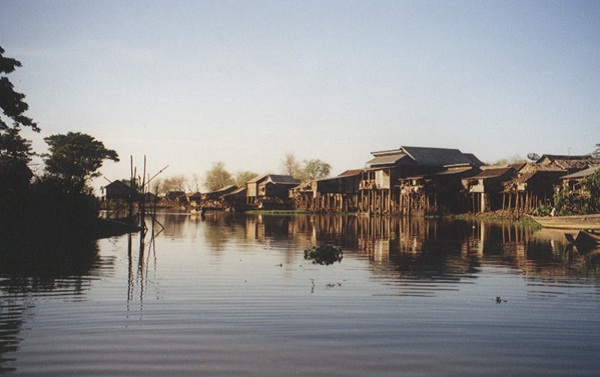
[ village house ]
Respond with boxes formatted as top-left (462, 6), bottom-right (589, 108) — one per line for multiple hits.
top-left (462, 166), bottom-right (518, 213)
top-left (246, 174), bottom-right (301, 209)
top-left (560, 165), bottom-right (600, 192)
top-left (291, 169), bottom-right (362, 213)
top-left (358, 146), bottom-right (482, 215)
top-left (500, 155), bottom-right (599, 213)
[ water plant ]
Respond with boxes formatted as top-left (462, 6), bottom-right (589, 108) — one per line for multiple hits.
top-left (304, 245), bottom-right (343, 265)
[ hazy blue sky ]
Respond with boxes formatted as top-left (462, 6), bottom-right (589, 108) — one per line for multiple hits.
top-left (2, 0), bottom-right (599, 190)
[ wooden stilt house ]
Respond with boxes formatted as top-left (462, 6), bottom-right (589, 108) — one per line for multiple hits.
top-left (359, 146), bottom-right (482, 215)
top-left (246, 174), bottom-right (301, 209)
top-left (502, 155), bottom-right (599, 213)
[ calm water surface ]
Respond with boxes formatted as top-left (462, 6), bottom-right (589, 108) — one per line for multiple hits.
top-left (1, 213), bottom-right (600, 376)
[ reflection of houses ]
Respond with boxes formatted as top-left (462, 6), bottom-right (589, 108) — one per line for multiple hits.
top-left (292, 170), bottom-right (362, 212)
top-left (246, 174), bottom-right (300, 209)
top-left (359, 146), bottom-right (482, 215)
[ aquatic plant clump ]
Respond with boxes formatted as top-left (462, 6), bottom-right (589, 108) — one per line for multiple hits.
top-left (304, 245), bottom-right (343, 265)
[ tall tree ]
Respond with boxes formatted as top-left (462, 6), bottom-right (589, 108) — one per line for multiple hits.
top-left (43, 132), bottom-right (119, 193)
top-left (204, 162), bottom-right (234, 191)
top-left (281, 153), bottom-right (301, 177)
top-left (0, 46), bottom-right (38, 132)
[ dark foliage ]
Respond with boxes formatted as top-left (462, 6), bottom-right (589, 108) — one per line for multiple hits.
top-left (304, 244), bottom-right (343, 265)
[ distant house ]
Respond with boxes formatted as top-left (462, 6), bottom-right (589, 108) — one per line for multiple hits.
top-left (103, 180), bottom-right (137, 201)
top-left (165, 191), bottom-right (187, 203)
top-left (246, 174), bottom-right (301, 208)
top-left (202, 185), bottom-right (238, 201)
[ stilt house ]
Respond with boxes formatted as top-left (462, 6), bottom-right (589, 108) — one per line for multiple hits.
top-left (246, 174), bottom-right (301, 209)
top-left (359, 146), bottom-right (482, 215)
top-left (502, 155), bottom-right (599, 213)
top-left (292, 169), bottom-right (362, 212)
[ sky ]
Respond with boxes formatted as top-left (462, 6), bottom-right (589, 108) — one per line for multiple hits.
top-left (2, 0), bottom-right (599, 192)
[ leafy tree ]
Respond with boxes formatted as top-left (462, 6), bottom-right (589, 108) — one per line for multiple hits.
top-left (300, 159), bottom-right (331, 181)
top-left (0, 46), bottom-right (38, 131)
top-left (204, 162), bottom-right (234, 191)
top-left (235, 170), bottom-right (258, 187)
top-left (161, 175), bottom-right (188, 193)
top-left (43, 132), bottom-right (119, 193)
top-left (554, 170), bottom-right (600, 215)
top-left (281, 153), bottom-right (332, 181)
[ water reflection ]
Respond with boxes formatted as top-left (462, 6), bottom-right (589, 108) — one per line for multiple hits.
top-left (0, 240), bottom-right (114, 373)
top-left (157, 212), bottom-right (600, 284)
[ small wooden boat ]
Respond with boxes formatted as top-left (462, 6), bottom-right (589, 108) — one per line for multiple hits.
top-left (530, 214), bottom-right (600, 230)
top-left (565, 229), bottom-right (600, 252)
top-left (94, 218), bottom-right (143, 239)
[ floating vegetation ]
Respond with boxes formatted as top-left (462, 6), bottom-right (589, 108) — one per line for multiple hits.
top-left (304, 245), bottom-right (343, 265)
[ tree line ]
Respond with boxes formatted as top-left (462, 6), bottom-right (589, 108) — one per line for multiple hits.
top-left (152, 155), bottom-right (332, 194)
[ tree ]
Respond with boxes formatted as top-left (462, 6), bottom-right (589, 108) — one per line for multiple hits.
top-left (300, 159), bottom-right (331, 181)
top-left (43, 132), bottom-right (119, 193)
top-left (488, 154), bottom-right (526, 166)
top-left (161, 175), bottom-right (187, 193)
top-left (235, 170), bottom-right (258, 187)
top-left (592, 143), bottom-right (600, 159)
top-left (0, 127), bottom-right (33, 163)
top-left (281, 153), bottom-right (301, 177)
top-left (0, 46), bottom-right (38, 132)
top-left (204, 162), bottom-right (234, 191)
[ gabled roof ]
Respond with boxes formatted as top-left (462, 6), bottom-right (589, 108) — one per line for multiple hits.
top-left (402, 146), bottom-right (474, 167)
top-left (366, 152), bottom-right (409, 167)
top-left (535, 154), bottom-right (596, 170)
top-left (366, 146), bottom-right (478, 168)
top-left (469, 167), bottom-right (515, 179)
top-left (249, 174), bottom-right (301, 184)
top-left (338, 169), bottom-right (363, 177)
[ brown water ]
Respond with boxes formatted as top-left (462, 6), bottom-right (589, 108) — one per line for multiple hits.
top-left (1, 212), bottom-right (600, 376)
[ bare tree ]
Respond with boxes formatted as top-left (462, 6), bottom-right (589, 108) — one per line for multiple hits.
top-left (281, 152), bottom-right (301, 177)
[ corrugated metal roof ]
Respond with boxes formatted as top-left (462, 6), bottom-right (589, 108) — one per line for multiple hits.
top-left (402, 146), bottom-right (473, 167)
top-left (561, 165), bottom-right (600, 179)
top-left (250, 174), bottom-right (301, 184)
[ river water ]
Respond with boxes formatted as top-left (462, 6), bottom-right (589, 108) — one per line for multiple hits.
top-left (1, 212), bottom-right (599, 376)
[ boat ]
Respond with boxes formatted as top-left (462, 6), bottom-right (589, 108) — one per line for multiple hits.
top-left (530, 214), bottom-right (600, 230)
top-left (94, 218), bottom-right (143, 238)
top-left (565, 229), bottom-right (600, 252)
